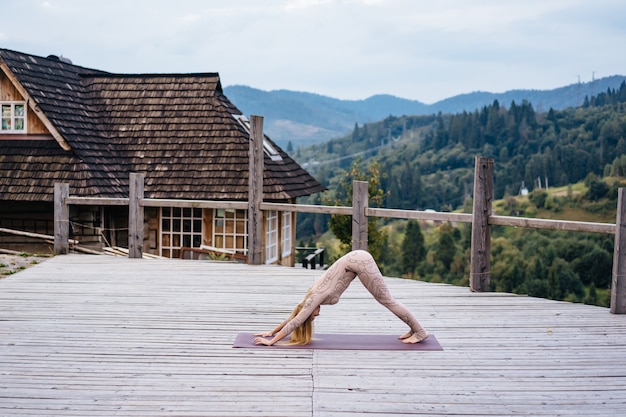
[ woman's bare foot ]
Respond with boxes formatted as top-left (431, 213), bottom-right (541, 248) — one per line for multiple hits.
top-left (401, 329), bottom-right (429, 344)
top-left (398, 330), bottom-right (412, 340)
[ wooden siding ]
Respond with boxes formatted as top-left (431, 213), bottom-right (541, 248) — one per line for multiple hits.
top-left (1, 255), bottom-right (626, 416)
top-left (0, 70), bottom-right (22, 101)
top-left (0, 71), bottom-right (49, 135)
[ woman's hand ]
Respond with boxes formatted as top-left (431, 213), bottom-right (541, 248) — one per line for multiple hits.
top-left (254, 331), bottom-right (274, 337)
top-left (254, 336), bottom-right (274, 346)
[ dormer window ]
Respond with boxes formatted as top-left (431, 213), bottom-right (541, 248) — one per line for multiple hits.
top-left (1, 102), bottom-right (27, 133)
top-left (232, 114), bottom-right (282, 161)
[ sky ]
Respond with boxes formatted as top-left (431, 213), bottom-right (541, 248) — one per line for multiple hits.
top-left (1, 0), bottom-right (625, 104)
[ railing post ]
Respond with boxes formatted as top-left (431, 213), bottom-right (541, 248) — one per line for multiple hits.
top-left (611, 188), bottom-right (626, 314)
top-left (128, 173), bottom-right (144, 259)
top-left (470, 156), bottom-right (494, 292)
top-left (352, 180), bottom-right (368, 251)
top-left (248, 115), bottom-right (264, 265)
top-left (54, 183), bottom-right (70, 255)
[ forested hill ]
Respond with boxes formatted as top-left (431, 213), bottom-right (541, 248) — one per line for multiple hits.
top-left (224, 75), bottom-right (625, 149)
top-left (294, 80), bottom-right (626, 213)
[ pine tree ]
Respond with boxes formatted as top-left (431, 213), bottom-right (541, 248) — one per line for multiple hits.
top-left (401, 220), bottom-right (425, 276)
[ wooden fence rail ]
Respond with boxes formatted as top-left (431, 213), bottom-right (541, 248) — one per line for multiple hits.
top-left (53, 156), bottom-right (626, 314)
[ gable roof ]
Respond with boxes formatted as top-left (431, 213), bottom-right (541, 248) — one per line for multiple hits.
top-left (0, 48), bottom-right (325, 202)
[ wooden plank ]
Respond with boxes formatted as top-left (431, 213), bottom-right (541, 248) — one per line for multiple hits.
top-left (248, 115), bottom-right (264, 265)
top-left (367, 207), bottom-right (473, 223)
top-left (65, 197), bottom-right (129, 206)
top-left (53, 183), bottom-right (70, 254)
top-left (490, 214), bottom-right (615, 234)
top-left (141, 199), bottom-right (247, 209)
top-left (470, 156), bottom-right (493, 291)
top-left (352, 180), bottom-right (368, 251)
top-left (612, 188), bottom-right (626, 313)
top-left (128, 173), bottom-right (144, 258)
top-left (261, 202), bottom-right (352, 215)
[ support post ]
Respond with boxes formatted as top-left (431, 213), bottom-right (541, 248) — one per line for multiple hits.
top-left (352, 180), bottom-right (368, 251)
top-left (470, 156), bottom-right (494, 292)
top-left (128, 173), bottom-right (144, 259)
top-left (611, 188), bottom-right (626, 314)
top-left (54, 183), bottom-right (70, 255)
top-left (248, 115), bottom-right (264, 265)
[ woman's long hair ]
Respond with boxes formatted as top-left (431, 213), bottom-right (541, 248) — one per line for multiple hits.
top-left (286, 292), bottom-right (315, 345)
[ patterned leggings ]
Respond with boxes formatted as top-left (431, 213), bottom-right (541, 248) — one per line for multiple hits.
top-left (332, 250), bottom-right (425, 334)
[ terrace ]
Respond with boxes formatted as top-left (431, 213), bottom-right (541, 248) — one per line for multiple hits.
top-left (1, 254), bottom-right (625, 416)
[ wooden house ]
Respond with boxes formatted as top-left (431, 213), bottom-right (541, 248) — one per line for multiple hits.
top-left (0, 48), bottom-right (325, 265)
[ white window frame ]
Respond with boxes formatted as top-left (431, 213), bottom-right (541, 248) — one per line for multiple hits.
top-left (281, 211), bottom-right (292, 258)
top-left (232, 114), bottom-right (283, 161)
top-left (212, 208), bottom-right (248, 255)
top-left (265, 210), bottom-right (278, 264)
top-left (160, 207), bottom-right (203, 258)
top-left (1, 102), bottom-right (27, 133)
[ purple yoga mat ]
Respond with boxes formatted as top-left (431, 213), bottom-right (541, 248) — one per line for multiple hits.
top-left (233, 332), bottom-right (443, 351)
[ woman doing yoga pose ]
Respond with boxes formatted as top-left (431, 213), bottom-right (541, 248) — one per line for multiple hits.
top-left (254, 250), bottom-right (429, 346)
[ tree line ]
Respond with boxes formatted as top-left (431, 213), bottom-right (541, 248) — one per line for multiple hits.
top-left (294, 83), bottom-right (626, 307)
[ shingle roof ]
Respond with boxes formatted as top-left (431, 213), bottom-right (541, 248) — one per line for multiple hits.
top-left (0, 48), bottom-right (325, 202)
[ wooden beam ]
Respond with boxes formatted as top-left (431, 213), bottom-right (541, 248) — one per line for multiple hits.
top-left (368, 207), bottom-right (473, 223)
top-left (53, 183), bottom-right (70, 254)
top-left (142, 199), bottom-right (247, 210)
top-left (248, 115), bottom-right (264, 265)
top-left (128, 173), bottom-right (144, 259)
top-left (352, 181), bottom-right (368, 251)
top-left (0, 227), bottom-right (78, 245)
top-left (65, 197), bottom-right (129, 206)
top-left (260, 202), bottom-right (352, 215)
top-left (470, 156), bottom-right (494, 292)
top-left (611, 188), bottom-right (626, 314)
top-left (490, 215), bottom-right (615, 234)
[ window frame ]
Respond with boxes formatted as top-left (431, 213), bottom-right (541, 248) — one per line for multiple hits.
top-left (265, 210), bottom-right (278, 264)
top-left (281, 211), bottom-right (292, 258)
top-left (160, 207), bottom-right (203, 258)
top-left (212, 208), bottom-right (248, 256)
top-left (1, 101), bottom-right (27, 133)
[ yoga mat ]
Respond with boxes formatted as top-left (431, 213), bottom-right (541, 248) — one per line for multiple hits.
top-left (233, 332), bottom-right (443, 351)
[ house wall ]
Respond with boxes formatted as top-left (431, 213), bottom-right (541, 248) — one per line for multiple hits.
top-left (0, 71), bottom-right (49, 135)
top-left (0, 200), bottom-right (297, 265)
top-left (144, 207), bottom-right (159, 256)
top-left (0, 202), bottom-right (103, 253)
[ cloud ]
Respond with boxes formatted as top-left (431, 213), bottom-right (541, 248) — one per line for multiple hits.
top-left (1, 0), bottom-right (625, 103)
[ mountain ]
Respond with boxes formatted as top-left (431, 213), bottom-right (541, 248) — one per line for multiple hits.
top-left (224, 75), bottom-right (626, 149)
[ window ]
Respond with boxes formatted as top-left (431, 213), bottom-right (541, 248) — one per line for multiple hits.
top-left (281, 211), bottom-right (292, 258)
top-left (232, 114), bottom-right (283, 161)
top-left (265, 210), bottom-right (278, 264)
top-left (160, 207), bottom-right (203, 258)
top-left (1, 102), bottom-right (26, 133)
top-left (213, 208), bottom-right (247, 255)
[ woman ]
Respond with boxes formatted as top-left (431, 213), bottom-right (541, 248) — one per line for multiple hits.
top-left (254, 249), bottom-right (429, 346)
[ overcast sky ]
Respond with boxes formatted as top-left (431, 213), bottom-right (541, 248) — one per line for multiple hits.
top-left (1, 0), bottom-right (625, 103)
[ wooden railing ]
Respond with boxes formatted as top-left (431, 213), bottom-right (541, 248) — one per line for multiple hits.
top-left (51, 115), bottom-right (626, 314)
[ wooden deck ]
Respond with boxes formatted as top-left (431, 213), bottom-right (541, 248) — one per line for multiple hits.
top-left (1, 255), bottom-right (626, 416)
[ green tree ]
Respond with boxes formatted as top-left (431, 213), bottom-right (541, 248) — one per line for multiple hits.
top-left (325, 158), bottom-right (388, 260)
top-left (401, 220), bottom-right (425, 276)
top-left (548, 258), bottom-right (584, 301)
top-left (434, 224), bottom-right (457, 270)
